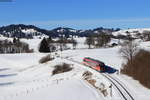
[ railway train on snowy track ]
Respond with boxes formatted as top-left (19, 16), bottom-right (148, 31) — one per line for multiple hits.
top-left (82, 57), bottom-right (106, 72)
top-left (67, 57), bottom-right (134, 100)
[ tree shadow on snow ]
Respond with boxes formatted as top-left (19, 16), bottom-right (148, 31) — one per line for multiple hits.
top-left (0, 82), bottom-right (14, 86)
top-left (0, 73), bottom-right (17, 78)
top-left (0, 68), bottom-right (10, 72)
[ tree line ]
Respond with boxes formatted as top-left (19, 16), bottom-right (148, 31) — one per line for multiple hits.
top-left (120, 39), bottom-right (150, 88)
top-left (85, 32), bottom-right (111, 49)
top-left (39, 36), bottom-right (78, 53)
top-left (0, 38), bottom-right (32, 53)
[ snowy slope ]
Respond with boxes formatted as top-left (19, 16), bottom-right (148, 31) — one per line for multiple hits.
top-left (0, 36), bottom-right (150, 100)
top-left (8, 79), bottom-right (103, 100)
top-left (0, 54), bottom-right (106, 100)
top-left (112, 28), bottom-right (150, 37)
top-left (21, 39), bottom-right (42, 52)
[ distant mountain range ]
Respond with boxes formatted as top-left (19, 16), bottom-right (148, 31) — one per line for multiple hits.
top-left (0, 24), bottom-right (48, 38)
top-left (0, 24), bottom-right (118, 38)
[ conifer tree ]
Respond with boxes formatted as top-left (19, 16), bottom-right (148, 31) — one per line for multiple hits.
top-left (13, 37), bottom-right (17, 44)
top-left (39, 38), bottom-right (50, 53)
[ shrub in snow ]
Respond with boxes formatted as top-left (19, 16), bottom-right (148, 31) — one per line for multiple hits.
top-left (26, 49), bottom-right (34, 53)
top-left (82, 71), bottom-right (108, 97)
top-left (87, 79), bottom-right (97, 87)
top-left (96, 83), bottom-right (108, 97)
top-left (39, 54), bottom-right (53, 63)
top-left (82, 71), bottom-right (92, 80)
top-left (52, 63), bottom-right (73, 75)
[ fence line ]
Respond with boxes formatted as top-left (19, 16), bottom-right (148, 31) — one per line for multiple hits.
top-left (1, 72), bottom-right (79, 100)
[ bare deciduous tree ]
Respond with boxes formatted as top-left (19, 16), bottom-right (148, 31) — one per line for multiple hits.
top-left (0, 39), bottom-right (30, 53)
top-left (119, 40), bottom-right (139, 62)
top-left (96, 33), bottom-right (111, 47)
top-left (72, 39), bottom-right (77, 49)
top-left (85, 35), bottom-right (95, 49)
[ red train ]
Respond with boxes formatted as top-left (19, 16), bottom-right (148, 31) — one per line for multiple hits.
top-left (83, 57), bottom-right (105, 72)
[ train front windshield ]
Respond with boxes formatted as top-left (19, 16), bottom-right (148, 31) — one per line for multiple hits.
top-left (100, 64), bottom-right (105, 72)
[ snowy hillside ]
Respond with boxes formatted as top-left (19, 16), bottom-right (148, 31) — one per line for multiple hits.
top-left (0, 24), bottom-right (117, 39)
top-left (0, 24), bottom-right (48, 38)
top-left (0, 36), bottom-right (150, 100)
top-left (113, 28), bottom-right (150, 38)
top-left (0, 53), bottom-right (111, 100)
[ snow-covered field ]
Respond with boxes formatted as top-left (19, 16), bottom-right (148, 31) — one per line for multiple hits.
top-left (0, 35), bottom-right (150, 100)
top-left (0, 54), bottom-right (107, 100)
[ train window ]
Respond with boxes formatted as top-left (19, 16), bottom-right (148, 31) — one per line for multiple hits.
top-left (99, 63), bottom-right (105, 67)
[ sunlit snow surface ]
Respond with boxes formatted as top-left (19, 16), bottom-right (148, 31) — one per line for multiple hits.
top-left (0, 34), bottom-right (150, 100)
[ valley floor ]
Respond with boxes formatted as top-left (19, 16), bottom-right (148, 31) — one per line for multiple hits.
top-left (0, 46), bottom-right (150, 100)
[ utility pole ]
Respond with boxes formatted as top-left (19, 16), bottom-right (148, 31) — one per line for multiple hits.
top-left (109, 84), bottom-right (112, 97)
top-left (60, 44), bottom-right (63, 59)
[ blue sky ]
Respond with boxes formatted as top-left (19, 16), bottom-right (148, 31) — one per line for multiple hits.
top-left (1, 0), bottom-right (150, 29)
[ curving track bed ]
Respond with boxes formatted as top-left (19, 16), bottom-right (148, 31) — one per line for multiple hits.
top-left (101, 73), bottom-right (134, 100)
top-left (65, 58), bottom-right (135, 100)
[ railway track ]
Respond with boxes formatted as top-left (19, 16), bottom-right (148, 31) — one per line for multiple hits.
top-left (65, 58), bottom-right (135, 100)
top-left (101, 73), bottom-right (134, 100)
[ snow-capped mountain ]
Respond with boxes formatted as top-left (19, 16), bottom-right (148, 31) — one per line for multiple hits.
top-left (0, 24), bottom-right (117, 38)
top-left (0, 24), bottom-right (49, 38)
top-left (53, 27), bottom-right (77, 33)
top-left (48, 27), bottom-right (79, 37)
top-left (46, 26), bottom-right (116, 37)
top-left (93, 27), bottom-right (116, 34)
